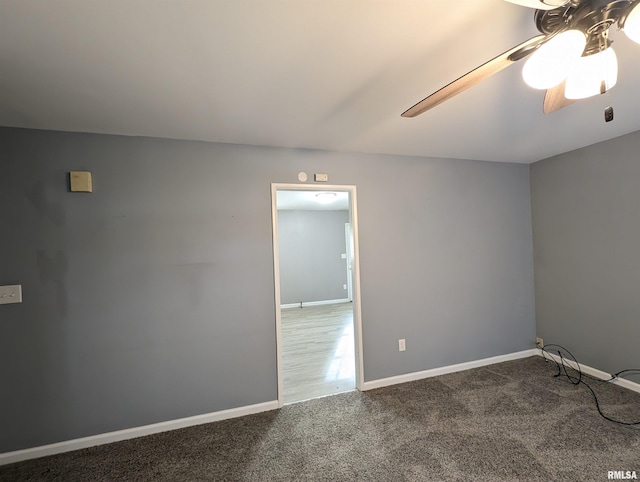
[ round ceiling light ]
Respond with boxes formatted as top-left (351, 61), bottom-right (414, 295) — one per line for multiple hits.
top-left (623, 2), bottom-right (640, 44)
top-left (564, 47), bottom-right (618, 99)
top-left (315, 192), bottom-right (337, 204)
top-left (522, 30), bottom-right (586, 89)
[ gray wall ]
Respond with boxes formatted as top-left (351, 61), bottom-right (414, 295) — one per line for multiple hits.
top-left (0, 127), bottom-right (535, 453)
top-left (530, 130), bottom-right (640, 373)
top-left (277, 210), bottom-right (349, 305)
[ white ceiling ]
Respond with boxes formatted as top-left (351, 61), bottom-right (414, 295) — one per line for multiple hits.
top-left (2, 0), bottom-right (640, 164)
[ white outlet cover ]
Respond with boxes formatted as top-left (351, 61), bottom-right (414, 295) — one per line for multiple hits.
top-left (0, 284), bottom-right (22, 305)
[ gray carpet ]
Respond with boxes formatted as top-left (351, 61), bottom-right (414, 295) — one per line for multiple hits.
top-left (1, 356), bottom-right (639, 481)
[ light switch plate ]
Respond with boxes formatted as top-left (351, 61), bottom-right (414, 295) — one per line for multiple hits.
top-left (0, 285), bottom-right (22, 305)
top-left (314, 173), bottom-right (328, 182)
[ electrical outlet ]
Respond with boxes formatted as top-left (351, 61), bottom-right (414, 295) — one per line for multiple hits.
top-left (0, 284), bottom-right (22, 305)
top-left (536, 337), bottom-right (543, 348)
top-left (398, 339), bottom-right (406, 352)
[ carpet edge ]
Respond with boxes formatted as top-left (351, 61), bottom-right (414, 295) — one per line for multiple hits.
top-left (0, 400), bottom-right (279, 466)
top-left (361, 349), bottom-right (538, 391)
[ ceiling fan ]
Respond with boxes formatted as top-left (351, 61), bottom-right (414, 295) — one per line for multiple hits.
top-left (402, 0), bottom-right (640, 118)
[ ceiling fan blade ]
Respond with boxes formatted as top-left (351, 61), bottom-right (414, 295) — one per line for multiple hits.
top-left (543, 80), bottom-right (574, 114)
top-left (503, 0), bottom-right (569, 10)
top-left (401, 35), bottom-right (548, 118)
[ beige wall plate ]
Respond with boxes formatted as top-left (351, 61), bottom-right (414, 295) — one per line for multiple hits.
top-left (70, 171), bottom-right (93, 192)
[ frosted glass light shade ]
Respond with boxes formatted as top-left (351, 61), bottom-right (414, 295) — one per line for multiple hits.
top-left (564, 48), bottom-right (618, 99)
top-left (522, 30), bottom-right (586, 89)
top-left (624, 3), bottom-right (640, 44)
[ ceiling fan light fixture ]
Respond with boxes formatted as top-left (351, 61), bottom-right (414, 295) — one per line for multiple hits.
top-left (623, 2), bottom-right (640, 44)
top-left (522, 30), bottom-right (586, 90)
top-left (564, 47), bottom-right (618, 99)
top-left (504, 0), bottom-right (569, 10)
top-left (541, 0), bottom-right (570, 6)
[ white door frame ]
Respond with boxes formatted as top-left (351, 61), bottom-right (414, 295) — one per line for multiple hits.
top-left (271, 183), bottom-right (364, 407)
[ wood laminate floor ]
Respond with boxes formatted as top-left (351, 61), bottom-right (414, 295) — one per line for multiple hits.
top-left (281, 302), bottom-right (355, 404)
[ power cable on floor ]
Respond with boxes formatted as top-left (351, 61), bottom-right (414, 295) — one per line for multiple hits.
top-left (540, 343), bottom-right (640, 426)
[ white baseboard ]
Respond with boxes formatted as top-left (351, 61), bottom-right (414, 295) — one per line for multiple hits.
top-left (281, 298), bottom-right (350, 309)
top-left (361, 349), bottom-right (538, 391)
top-left (0, 400), bottom-right (279, 466)
top-left (8, 349), bottom-right (635, 467)
top-left (537, 349), bottom-right (640, 394)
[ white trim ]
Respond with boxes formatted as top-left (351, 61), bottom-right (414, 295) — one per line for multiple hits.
top-left (7, 350), bottom-right (636, 466)
top-left (281, 298), bottom-right (350, 309)
top-left (537, 349), bottom-right (640, 394)
top-left (271, 185), bottom-right (284, 407)
top-left (0, 400), bottom-right (278, 466)
top-left (271, 183), bottom-right (365, 407)
top-left (349, 187), bottom-right (365, 393)
top-left (361, 349), bottom-right (538, 391)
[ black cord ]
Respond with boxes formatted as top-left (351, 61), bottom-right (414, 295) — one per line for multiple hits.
top-left (541, 344), bottom-right (640, 426)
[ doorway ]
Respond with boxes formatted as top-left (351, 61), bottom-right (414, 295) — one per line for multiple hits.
top-left (271, 183), bottom-right (364, 406)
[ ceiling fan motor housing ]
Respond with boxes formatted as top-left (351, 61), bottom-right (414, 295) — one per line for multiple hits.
top-left (536, 0), bottom-right (634, 49)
